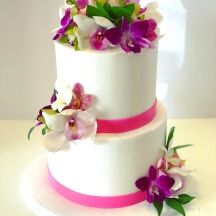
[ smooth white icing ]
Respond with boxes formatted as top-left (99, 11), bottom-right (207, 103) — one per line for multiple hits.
top-left (54, 42), bottom-right (158, 119)
top-left (47, 102), bottom-right (167, 196)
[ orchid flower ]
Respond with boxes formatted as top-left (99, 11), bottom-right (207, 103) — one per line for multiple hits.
top-left (156, 140), bottom-right (190, 192)
top-left (73, 14), bottom-right (114, 49)
top-left (135, 166), bottom-right (175, 203)
top-left (51, 79), bottom-right (73, 112)
top-left (104, 17), bottom-right (158, 53)
top-left (143, 2), bottom-right (163, 24)
top-left (53, 8), bottom-right (76, 41)
top-left (42, 109), bottom-right (74, 132)
top-left (70, 83), bottom-right (93, 110)
top-left (64, 108), bottom-right (97, 140)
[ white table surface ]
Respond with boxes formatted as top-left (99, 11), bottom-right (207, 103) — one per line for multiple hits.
top-left (0, 119), bottom-right (216, 216)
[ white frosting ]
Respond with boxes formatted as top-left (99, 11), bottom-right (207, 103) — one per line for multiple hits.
top-left (54, 42), bottom-right (158, 119)
top-left (47, 102), bottom-right (167, 196)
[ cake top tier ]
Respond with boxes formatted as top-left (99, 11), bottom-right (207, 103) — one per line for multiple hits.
top-left (53, 0), bottom-right (163, 53)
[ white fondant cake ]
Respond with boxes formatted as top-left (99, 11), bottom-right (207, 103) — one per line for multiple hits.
top-left (47, 102), bottom-right (166, 196)
top-left (55, 42), bottom-right (158, 119)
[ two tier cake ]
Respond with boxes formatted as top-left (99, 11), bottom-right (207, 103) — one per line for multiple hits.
top-left (28, 1), bottom-right (194, 215)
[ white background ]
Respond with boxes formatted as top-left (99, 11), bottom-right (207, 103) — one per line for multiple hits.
top-left (0, 0), bottom-right (215, 119)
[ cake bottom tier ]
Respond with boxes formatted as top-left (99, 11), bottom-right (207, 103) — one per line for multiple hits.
top-left (47, 102), bottom-right (167, 207)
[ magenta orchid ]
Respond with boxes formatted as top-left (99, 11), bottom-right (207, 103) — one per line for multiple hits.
top-left (53, 8), bottom-right (76, 41)
top-left (89, 29), bottom-right (108, 50)
top-left (136, 166), bottom-right (175, 203)
top-left (104, 17), bottom-right (158, 53)
top-left (135, 127), bottom-right (195, 216)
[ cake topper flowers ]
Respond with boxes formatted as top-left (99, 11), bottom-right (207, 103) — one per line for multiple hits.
top-left (28, 81), bottom-right (97, 152)
top-left (135, 127), bottom-right (195, 216)
top-left (53, 0), bottom-right (163, 53)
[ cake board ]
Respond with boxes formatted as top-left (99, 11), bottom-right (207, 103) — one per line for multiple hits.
top-left (21, 153), bottom-right (172, 216)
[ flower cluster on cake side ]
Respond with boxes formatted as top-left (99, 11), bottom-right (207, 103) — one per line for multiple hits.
top-left (28, 80), bottom-right (97, 152)
top-left (53, 0), bottom-right (163, 53)
top-left (136, 127), bottom-right (195, 216)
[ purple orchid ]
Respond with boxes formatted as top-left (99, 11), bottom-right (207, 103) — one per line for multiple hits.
top-left (104, 17), bottom-right (158, 53)
top-left (70, 83), bottom-right (93, 111)
top-left (89, 29), bottom-right (108, 50)
top-left (53, 8), bottom-right (76, 40)
top-left (135, 166), bottom-right (175, 203)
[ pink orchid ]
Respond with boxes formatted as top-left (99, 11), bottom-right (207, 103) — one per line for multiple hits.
top-left (69, 83), bottom-right (93, 111)
top-left (89, 29), bottom-right (109, 50)
top-left (64, 109), bottom-right (97, 141)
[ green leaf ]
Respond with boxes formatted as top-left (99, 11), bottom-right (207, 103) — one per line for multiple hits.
top-left (73, 37), bottom-right (80, 51)
top-left (41, 126), bottom-right (50, 136)
top-left (96, 1), bottom-right (113, 20)
top-left (66, 0), bottom-right (77, 6)
top-left (153, 201), bottom-right (163, 216)
top-left (59, 35), bottom-right (68, 44)
top-left (166, 198), bottom-right (186, 216)
top-left (111, 6), bottom-right (133, 20)
top-left (86, 5), bottom-right (102, 18)
top-left (28, 125), bottom-right (37, 140)
top-left (166, 126), bottom-right (175, 150)
top-left (42, 127), bottom-right (47, 135)
top-left (123, 3), bottom-right (135, 12)
top-left (171, 144), bottom-right (193, 151)
top-left (178, 194), bottom-right (195, 205)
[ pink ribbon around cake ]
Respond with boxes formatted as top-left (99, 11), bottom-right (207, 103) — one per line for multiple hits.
top-left (96, 99), bottom-right (157, 133)
top-left (48, 167), bottom-right (147, 209)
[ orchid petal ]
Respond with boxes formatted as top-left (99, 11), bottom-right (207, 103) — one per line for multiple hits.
top-left (73, 15), bottom-right (98, 38)
top-left (73, 83), bottom-right (84, 98)
top-left (55, 79), bottom-right (73, 105)
top-left (120, 43), bottom-right (131, 53)
top-left (81, 94), bottom-right (93, 110)
top-left (93, 16), bottom-right (115, 28)
top-left (59, 5), bottom-right (70, 19)
top-left (156, 175), bottom-right (175, 192)
top-left (146, 191), bottom-right (154, 203)
top-left (171, 175), bottom-right (183, 191)
top-left (121, 17), bottom-right (129, 32)
top-left (42, 112), bottom-right (70, 132)
top-left (149, 166), bottom-right (157, 180)
top-left (61, 8), bottom-right (71, 27)
top-left (135, 177), bottom-right (150, 191)
top-left (61, 109), bottom-right (75, 116)
top-left (130, 19), bottom-right (157, 40)
top-left (51, 95), bottom-right (67, 112)
top-left (146, 2), bottom-right (159, 11)
top-left (43, 131), bottom-right (69, 152)
top-left (145, 10), bottom-right (163, 24)
top-left (168, 167), bottom-right (190, 176)
top-left (104, 27), bottom-right (122, 45)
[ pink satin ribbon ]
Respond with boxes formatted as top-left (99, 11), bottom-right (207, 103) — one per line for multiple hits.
top-left (48, 168), bottom-right (146, 209)
top-left (96, 100), bottom-right (157, 133)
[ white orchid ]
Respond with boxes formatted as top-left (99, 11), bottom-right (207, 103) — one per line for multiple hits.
top-left (42, 109), bottom-right (74, 132)
top-left (51, 79), bottom-right (73, 112)
top-left (144, 2), bottom-right (163, 24)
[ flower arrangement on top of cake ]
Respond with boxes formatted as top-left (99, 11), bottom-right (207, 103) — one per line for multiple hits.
top-left (53, 0), bottom-right (163, 53)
